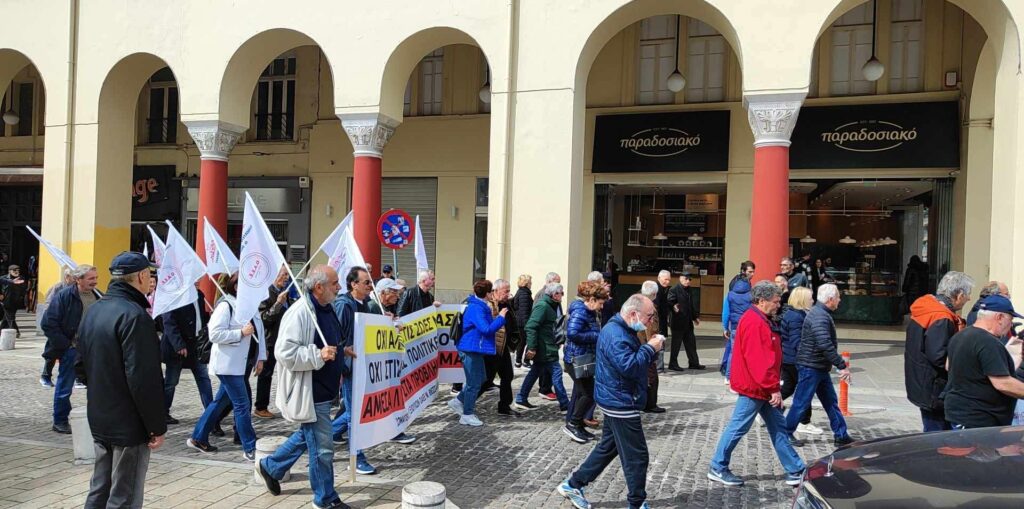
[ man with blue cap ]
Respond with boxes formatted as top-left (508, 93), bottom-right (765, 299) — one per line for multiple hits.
top-left (944, 294), bottom-right (1024, 429)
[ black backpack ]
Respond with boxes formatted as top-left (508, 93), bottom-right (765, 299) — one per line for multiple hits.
top-left (450, 311), bottom-right (465, 346)
top-left (554, 313), bottom-right (569, 346)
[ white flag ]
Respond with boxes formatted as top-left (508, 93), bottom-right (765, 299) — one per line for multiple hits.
top-left (325, 215), bottom-right (365, 281)
top-left (142, 243), bottom-right (149, 260)
top-left (414, 215), bottom-right (429, 272)
top-left (152, 224), bottom-right (206, 317)
top-left (203, 218), bottom-right (240, 276)
top-left (146, 225), bottom-right (166, 266)
top-left (317, 210), bottom-right (353, 259)
top-left (25, 226), bottom-right (77, 270)
top-left (236, 193), bottom-right (287, 326)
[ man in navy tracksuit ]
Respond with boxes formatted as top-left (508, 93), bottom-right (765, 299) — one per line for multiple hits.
top-left (556, 294), bottom-right (665, 509)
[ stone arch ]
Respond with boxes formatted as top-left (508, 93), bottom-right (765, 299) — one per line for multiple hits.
top-left (377, 26), bottom-right (492, 122)
top-left (0, 49), bottom-right (47, 105)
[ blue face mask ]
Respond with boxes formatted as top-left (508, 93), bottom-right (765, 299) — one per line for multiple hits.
top-left (630, 318), bottom-right (646, 332)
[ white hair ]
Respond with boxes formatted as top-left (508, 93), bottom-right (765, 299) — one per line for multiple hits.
top-left (543, 282), bottom-right (564, 296)
top-left (545, 272), bottom-right (560, 284)
top-left (493, 278), bottom-right (510, 290)
top-left (586, 271), bottom-right (604, 282)
top-left (620, 294), bottom-right (650, 316)
top-left (658, 270), bottom-right (671, 278)
top-left (937, 271), bottom-right (974, 301)
top-left (640, 280), bottom-right (658, 299)
top-left (306, 265), bottom-right (333, 288)
top-left (417, 269), bottom-right (434, 284)
top-left (977, 309), bottom-right (1001, 320)
top-left (70, 264), bottom-right (97, 279)
top-left (816, 283), bottom-right (840, 304)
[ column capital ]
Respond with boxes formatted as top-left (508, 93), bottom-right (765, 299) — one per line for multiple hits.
top-left (338, 113), bottom-right (400, 158)
top-left (744, 92), bottom-right (806, 148)
top-left (184, 120), bottom-right (246, 161)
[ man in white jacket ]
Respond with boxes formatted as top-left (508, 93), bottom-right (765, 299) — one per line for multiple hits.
top-left (256, 265), bottom-right (350, 509)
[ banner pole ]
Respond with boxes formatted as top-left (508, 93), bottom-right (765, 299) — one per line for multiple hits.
top-left (278, 262), bottom-right (330, 349)
top-left (350, 454), bottom-right (357, 483)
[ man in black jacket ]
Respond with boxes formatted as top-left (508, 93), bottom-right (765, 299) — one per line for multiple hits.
top-left (254, 267), bottom-right (293, 419)
top-left (0, 264), bottom-right (27, 337)
top-left (76, 252), bottom-right (165, 509)
top-left (667, 273), bottom-right (703, 370)
top-left (41, 264), bottom-right (101, 434)
top-left (654, 270), bottom-right (672, 373)
top-left (396, 269), bottom-right (440, 317)
top-left (784, 284), bottom-right (852, 447)
top-left (160, 284), bottom-right (212, 424)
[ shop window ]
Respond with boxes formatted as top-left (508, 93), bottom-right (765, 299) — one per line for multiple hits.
top-left (637, 15), bottom-right (677, 106)
top-left (255, 56), bottom-right (296, 141)
top-left (889, 0), bottom-right (923, 93)
top-left (830, 1), bottom-right (875, 96)
top-left (147, 68), bottom-right (178, 144)
top-left (685, 19), bottom-right (726, 103)
top-left (420, 49), bottom-right (444, 116)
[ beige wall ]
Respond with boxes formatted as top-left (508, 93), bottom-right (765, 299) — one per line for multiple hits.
top-left (0, 0), bottom-right (1021, 306)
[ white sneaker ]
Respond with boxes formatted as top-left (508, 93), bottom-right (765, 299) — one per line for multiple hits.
top-left (797, 423), bottom-right (825, 435)
top-left (755, 414), bottom-right (765, 427)
top-left (459, 414), bottom-right (483, 426)
top-left (723, 378), bottom-right (730, 386)
top-left (447, 398), bottom-right (463, 415)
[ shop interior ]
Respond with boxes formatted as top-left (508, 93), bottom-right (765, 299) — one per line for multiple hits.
top-left (594, 179), bottom-right (947, 325)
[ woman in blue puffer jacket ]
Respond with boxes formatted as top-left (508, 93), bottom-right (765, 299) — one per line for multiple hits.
top-left (562, 281), bottom-right (609, 443)
top-left (780, 286), bottom-right (816, 432)
top-left (453, 279), bottom-right (507, 427)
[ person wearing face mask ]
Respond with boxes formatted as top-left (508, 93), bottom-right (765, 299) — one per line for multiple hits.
top-left (943, 294), bottom-right (1024, 430)
top-left (556, 294), bottom-right (664, 509)
top-left (707, 281), bottom-right (806, 488)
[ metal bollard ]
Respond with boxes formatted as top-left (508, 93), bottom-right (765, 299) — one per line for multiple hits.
top-left (0, 329), bottom-right (15, 350)
top-left (839, 351), bottom-right (852, 417)
top-left (254, 436), bottom-right (290, 483)
top-left (69, 407), bottom-right (96, 465)
top-left (402, 481), bottom-right (446, 509)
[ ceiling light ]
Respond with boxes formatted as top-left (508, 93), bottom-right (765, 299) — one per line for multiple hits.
top-left (666, 71), bottom-right (686, 92)
top-left (688, 233), bottom-right (703, 241)
top-left (839, 236), bottom-right (857, 244)
top-left (799, 235), bottom-right (816, 243)
top-left (653, 233), bottom-right (668, 241)
top-left (2, 110), bottom-right (18, 125)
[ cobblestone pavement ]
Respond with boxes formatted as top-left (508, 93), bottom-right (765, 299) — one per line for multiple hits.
top-left (0, 315), bottom-right (920, 508)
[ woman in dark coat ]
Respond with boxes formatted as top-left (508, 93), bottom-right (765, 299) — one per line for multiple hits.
top-left (902, 255), bottom-right (929, 313)
top-left (513, 274), bottom-right (534, 367)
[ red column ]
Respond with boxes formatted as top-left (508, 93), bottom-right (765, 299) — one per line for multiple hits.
top-left (749, 146), bottom-right (790, 282)
top-left (352, 155), bottom-right (382, 273)
top-left (196, 158), bottom-right (228, 303)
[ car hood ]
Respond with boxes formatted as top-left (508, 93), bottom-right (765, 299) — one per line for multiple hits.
top-left (805, 426), bottom-right (1024, 508)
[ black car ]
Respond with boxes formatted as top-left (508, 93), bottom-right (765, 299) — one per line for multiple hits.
top-left (794, 426), bottom-right (1024, 508)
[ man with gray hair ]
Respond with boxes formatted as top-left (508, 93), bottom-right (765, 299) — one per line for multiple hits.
top-left (396, 269), bottom-right (440, 317)
top-left (515, 282), bottom-right (570, 410)
top-left (532, 271), bottom-right (562, 400)
top-left (638, 280), bottom-right (665, 413)
top-left (784, 283), bottom-right (853, 446)
top-left (966, 280), bottom-right (1010, 326)
top-left (905, 270), bottom-right (974, 432)
top-left (586, 271), bottom-right (604, 283)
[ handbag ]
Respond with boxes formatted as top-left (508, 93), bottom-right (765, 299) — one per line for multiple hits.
top-left (195, 327), bottom-right (212, 365)
top-left (572, 352), bottom-right (596, 379)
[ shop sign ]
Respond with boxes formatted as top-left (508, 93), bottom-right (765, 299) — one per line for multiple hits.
top-left (790, 101), bottom-right (959, 169)
top-left (592, 110), bottom-right (730, 173)
top-left (185, 187), bottom-right (301, 214)
top-left (132, 165), bottom-right (181, 221)
top-left (685, 194), bottom-right (719, 212)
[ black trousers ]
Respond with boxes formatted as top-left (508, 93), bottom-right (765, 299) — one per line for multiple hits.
top-left (564, 361), bottom-right (595, 427)
top-left (670, 322), bottom-right (700, 368)
top-left (644, 361), bottom-right (659, 410)
top-left (254, 345), bottom-right (277, 411)
top-left (781, 363), bottom-right (811, 424)
top-left (479, 348), bottom-right (515, 412)
top-left (0, 307), bottom-right (19, 333)
top-left (515, 339), bottom-right (527, 365)
top-left (41, 358), bottom-right (56, 378)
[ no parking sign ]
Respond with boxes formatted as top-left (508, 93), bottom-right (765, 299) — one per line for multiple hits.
top-left (377, 209), bottom-right (413, 249)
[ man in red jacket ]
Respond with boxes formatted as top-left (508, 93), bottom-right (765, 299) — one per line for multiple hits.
top-left (708, 281), bottom-right (805, 487)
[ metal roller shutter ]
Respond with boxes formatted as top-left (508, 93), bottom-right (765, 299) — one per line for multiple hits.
top-left (349, 177), bottom-right (437, 280)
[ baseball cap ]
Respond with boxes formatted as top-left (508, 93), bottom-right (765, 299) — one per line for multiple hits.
top-left (109, 251), bottom-right (158, 276)
top-left (977, 294), bottom-right (1023, 319)
top-left (382, 264), bottom-right (394, 273)
top-left (374, 277), bottom-right (404, 294)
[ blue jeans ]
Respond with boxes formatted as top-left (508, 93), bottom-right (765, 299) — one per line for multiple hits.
top-left (191, 375), bottom-right (257, 453)
top-left (785, 366), bottom-right (848, 439)
top-left (457, 352), bottom-right (486, 415)
top-left (921, 408), bottom-right (952, 432)
top-left (569, 415), bottom-right (649, 508)
top-left (516, 359), bottom-right (569, 408)
top-left (331, 377), bottom-right (367, 463)
top-left (163, 362), bottom-right (213, 412)
top-left (262, 402), bottom-right (338, 507)
top-left (52, 348), bottom-right (77, 425)
top-left (720, 333), bottom-right (734, 378)
top-left (711, 395), bottom-right (805, 475)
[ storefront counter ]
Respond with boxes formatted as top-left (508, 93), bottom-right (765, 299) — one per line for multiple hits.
top-left (612, 273), bottom-right (723, 317)
top-left (832, 294), bottom-right (902, 325)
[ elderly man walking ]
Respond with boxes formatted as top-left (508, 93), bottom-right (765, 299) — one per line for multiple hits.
top-left (944, 294), bottom-right (1024, 429)
top-left (905, 271), bottom-right (974, 432)
top-left (41, 264), bottom-right (102, 434)
top-left (75, 253), bottom-right (165, 509)
top-left (557, 294), bottom-right (665, 509)
top-left (707, 281), bottom-right (805, 488)
top-left (256, 265), bottom-right (352, 509)
top-left (784, 283), bottom-right (853, 447)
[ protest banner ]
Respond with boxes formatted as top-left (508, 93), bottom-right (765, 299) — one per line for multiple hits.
top-left (434, 304), bottom-right (465, 384)
top-left (350, 306), bottom-right (441, 453)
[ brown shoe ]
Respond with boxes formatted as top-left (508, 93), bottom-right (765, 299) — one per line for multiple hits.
top-left (583, 419), bottom-right (600, 428)
top-left (253, 409), bottom-right (275, 419)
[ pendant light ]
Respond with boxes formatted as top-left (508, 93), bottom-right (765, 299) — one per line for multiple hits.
top-left (838, 235), bottom-right (857, 244)
top-left (799, 234), bottom-right (817, 244)
top-left (688, 232), bottom-right (703, 242)
top-left (478, 65), bottom-right (491, 103)
top-left (1, 109), bottom-right (18, 125)
top-left (666, 15), bottom-right (687, 92)
top-left (862, 1), bottom-right (885, 81)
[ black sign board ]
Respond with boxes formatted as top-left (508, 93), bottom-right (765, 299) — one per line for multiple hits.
top-left (664, 213), bottom-right (707, 234)
top-left (592, 110), bottom-right (730, 173)
top-left (131, 165), bottom-right (180, 221)
top-left (790, 101), bottom-right (959, 169)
